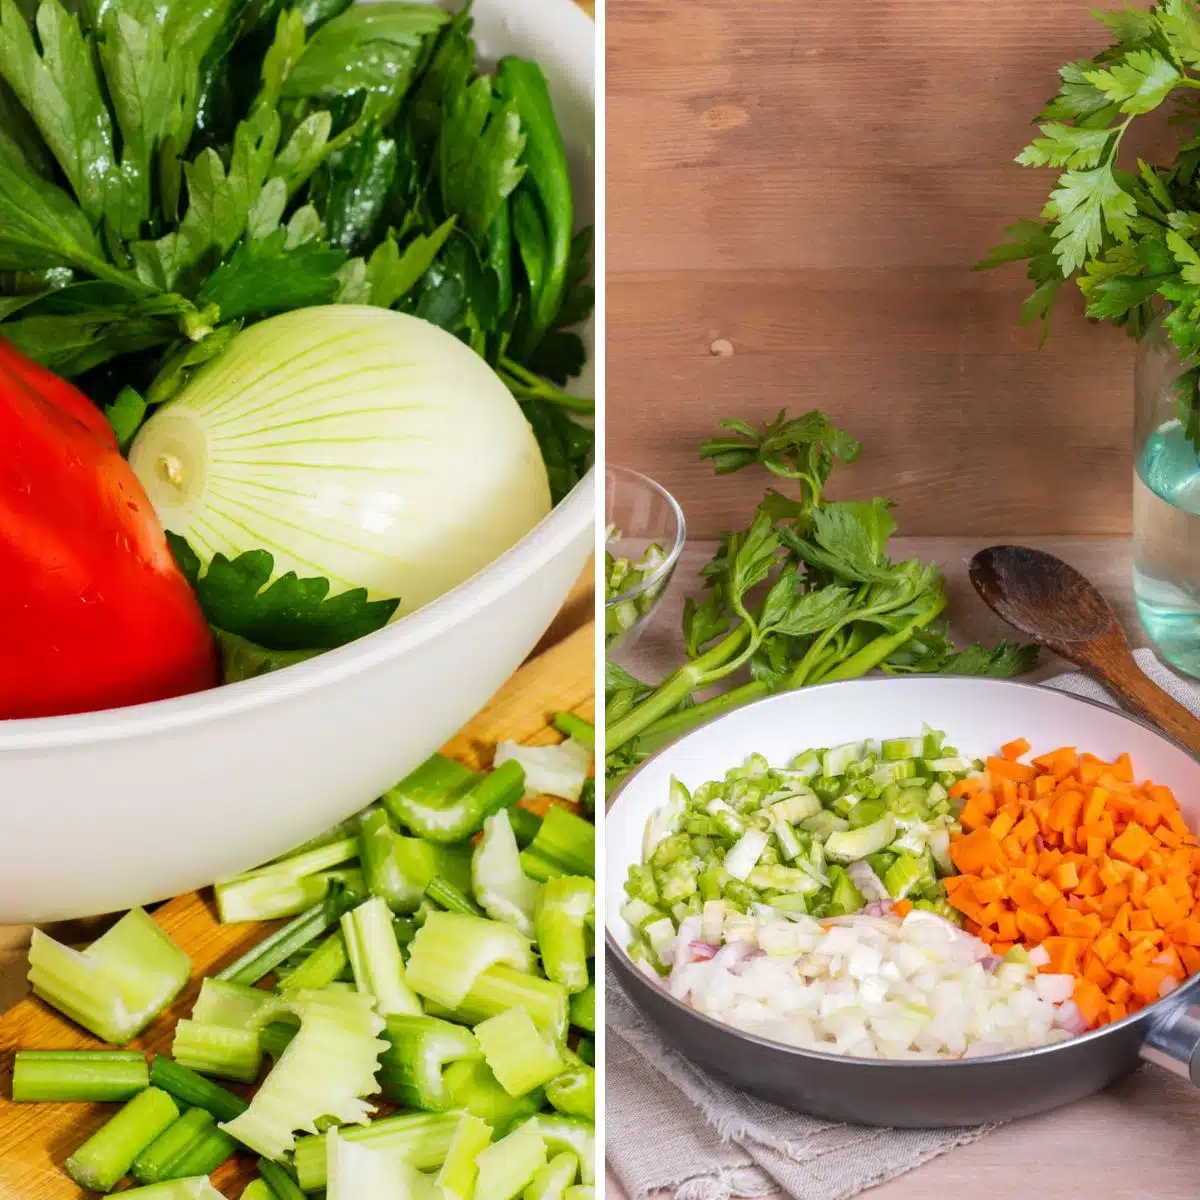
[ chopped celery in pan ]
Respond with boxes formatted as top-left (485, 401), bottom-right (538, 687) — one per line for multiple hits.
top-left (625, 727), bottom-right (977, 973)
top-left (14, 717), bottom-right (595, 1197)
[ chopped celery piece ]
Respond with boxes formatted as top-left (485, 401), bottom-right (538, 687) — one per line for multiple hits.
top-left (881, 736), bottom-right (924, 760)
top-left (427, 964), bottom-right (569, 1042)
top-left (358, 807), bottom-right (474, 914)
top-left (121, 1181), bottom-right (224, 1199)
top-left (256, 1158), bottom-right (308, 1200)
top-left (520, 807), bottom-right (595, 881)
top-left (546, 1065), bottom-right (594, 1121)
top-left (241, 1184), bottom-right (275, 1200)
top-left (824, 816), bottom-right (897, 863)
top-left (619, 897), bottom-right (661, 930)
top-left (326, 1126), bottom-right (434, 1199)
top-left (821, 742), bottom-right (864, 777)
top-left (848, 798), bottom-right (888, 829)
top-left (192, 978), bottom-right (275, 1029)
top-left (385, 756), bottom-right (526, 842)
top-left (524, 1151), bottom-right (580, 1200)
top-left (536, 876), bottom-right (594, 994)
top-left (745, 865), bottom-right (821, 894)
top-left (475, 1007), bottom-right (564, 1097)
top-left (172, 1020), bottom-right (262, 1083)
top-left (293, 1113), bottom-right (461, 1190)
top-left (216, 869), bottom-right (365, 923)
top-left (509, 805), bottom-right (545, 848)
top-left (29, 909), bottom-right (190, 1046)
top-left (66, 1086), bottom-right (179, 1192)
top-left (132, 1107), bottom-right (226, 1184)
top-left (216, 889), bottom-right (357, 986)
top-left (767, 791), bottom-right (821, 825)
top-left (643, 918), bottom-right (676, 964)
top-left (405, 912), bottom-right (534, 1009)
top-left (539, 1117), bottom-right (595, 1185)
top-left (220, 990), bottom-right (387, 1160)
top-left (426, 875), bottom-right (484, 916)
top-left (473, 1117), bottom-right (547, 1200)
top-left (495, 738), bottom-right (592, 804)
top-left (568, 981), bottom-right (595, 1033)
top-left (278, 930), bottom-right (348, 991)
top-left (442, 1059), bottom-right (545, 1135)
top-left (576, 1038), bottom-right (594, 1066)
top-left (258, 1021), bottom-right (297, 1060)
top-left (168, 1123), bottom-right (237, 1181)
top-left (216, 837), bottom-right (359, 922)
top-left (341, 896), bottom-right (422, 1015)
top-left (474, 809), bottom-right (543, 936)
top-left (553, 712), bottom-right (595, 749)
top-left (883, 853), bottom-right (925, 899)
top-left (643, 778), bottom-right (688, 860)
top-left (926, 756), bottom-right (972, 773)
top-left (722, 828), bottom-right (769, 881)
top-left (149, 1057), bottom-right (248, 1122)
top-left (12, 1049), bottom-right (147, 1102)
top-left (564, 1188), bottom-right (596, 1200)
top-left (436, 1113), bottom-right (493, 1200)
top-left (827, 866), bottom-right (866, 916)
top-left (379, 1014), bottom-right (481, 1109)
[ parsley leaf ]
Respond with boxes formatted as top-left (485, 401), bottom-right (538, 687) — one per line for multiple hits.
top-left (1015, 122), bottom-right (1114, 170)
top-left (167, 533), bottom-right (400, 651)
top-left (786, 498), bottom-right (898, 583)
top-left (363, 218), bottom-right (456, 308)
top-left (1085, 49), bottom-right (1180, 114)
top-left (197, 228), bottom-right (346, 320)
top-left (1048, 165), bottom-right (1137, 274)
top-left (884, 628), bottom-right (1039, 678)
top-left (104, 385), bottom-right (147, 450)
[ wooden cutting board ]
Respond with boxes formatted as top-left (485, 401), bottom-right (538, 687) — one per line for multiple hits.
top-left (0, 621), bottom-right (595, 1199)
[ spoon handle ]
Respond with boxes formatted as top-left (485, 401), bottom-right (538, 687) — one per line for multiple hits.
top-left (1085, 646), bottom-right (1200, 758)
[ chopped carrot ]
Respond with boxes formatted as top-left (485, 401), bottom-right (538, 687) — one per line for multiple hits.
top-left (892, 899), bottom-right (912, 918)
top-left (944, 739), bottom-right (1200, 1032)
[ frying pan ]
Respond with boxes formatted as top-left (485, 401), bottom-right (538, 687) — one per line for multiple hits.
top-left (605, 676), bottom-right (1200, 1126)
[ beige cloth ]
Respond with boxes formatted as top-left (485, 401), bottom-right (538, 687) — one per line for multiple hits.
top-left (606, 650), bottom-right (1200, 1199)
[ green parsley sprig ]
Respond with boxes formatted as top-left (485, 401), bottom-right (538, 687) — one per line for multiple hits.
top-left (980, 0), bottom-right (1200, 445)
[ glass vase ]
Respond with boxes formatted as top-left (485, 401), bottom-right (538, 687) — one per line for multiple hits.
top-left (1133, 316), bottom-right (1200, 678)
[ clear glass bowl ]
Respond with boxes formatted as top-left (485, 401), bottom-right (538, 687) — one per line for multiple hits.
top-left (605, 464), bottom-right (686, 653)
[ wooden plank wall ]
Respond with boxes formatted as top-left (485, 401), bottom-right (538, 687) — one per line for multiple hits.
top-left (606, 0), bottom-right (1154, 538)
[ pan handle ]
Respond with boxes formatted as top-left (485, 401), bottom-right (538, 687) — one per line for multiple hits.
top-left (1140, 998), bottom-right (1200, 1082)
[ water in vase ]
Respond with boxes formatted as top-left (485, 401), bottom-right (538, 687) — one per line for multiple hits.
top-left (1134, 417), bottom-right (1200, 678)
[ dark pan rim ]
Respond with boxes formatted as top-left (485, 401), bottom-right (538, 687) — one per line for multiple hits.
top-left (605, 672), bottom-right (1200, 1069)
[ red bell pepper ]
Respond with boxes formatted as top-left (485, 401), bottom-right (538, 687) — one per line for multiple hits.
top-left (0, 339), bottom-right (219, 718)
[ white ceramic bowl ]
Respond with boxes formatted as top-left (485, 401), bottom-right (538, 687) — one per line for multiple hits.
top-left (606, 676), bottom-right (1200, 954)
top-left (0, 0), bottom-right (595, 924)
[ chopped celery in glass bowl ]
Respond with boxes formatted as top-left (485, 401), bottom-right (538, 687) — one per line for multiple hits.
top-left (605, 465), bottom-right (686, 652)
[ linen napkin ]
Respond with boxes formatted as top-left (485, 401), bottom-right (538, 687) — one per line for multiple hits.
top-left (606, 649), bottom-right (1200, 1200)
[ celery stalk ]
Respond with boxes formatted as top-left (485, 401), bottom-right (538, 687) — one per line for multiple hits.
top-left (255, 1158), bottom-right (308, 1200)
top-left (539, 1117), bottom-right (595, 1185)
top-left (473, 809), bottom-right (542, 937)
top-left (215, 837), bottom-right (359, 922)
top-left (326, 1126), bottom-right (434, 1199)
top-left (405, 912), bottom-right (534, 1009)
top-left (66, 1086), bottom-right (179, 1192)
top-left (378, 1014), bottom-right (481, 1108)
top-left (171, 1020), bottom-right (263, 1083)
top-left (436, 1113), bottom-right (493, 1200)
top-left (12, 1050), bottom-right (148, 1102)
top-left (441, 1059), bottom-right (545, 1135)
top-left (428, 964), bottom-right (568, 1042)
top-left (546, 1065), bottom-right (594, 1121)
top-left (277, 930), bottom-right (348, 991)
top-left (293, 1113), bottom-right (461, 1191)
top-left (29, 909), bottom-right (190, 1045)
top-left (473, 1118), bottom-right (547, 1200)
top-left (258, 1021), bottom-right (298, 1060)
top-left (121, 1181), bottom-right (225, 1199)
top-left (474, 1007), bottom-right (564, 1097)
top-left (385, 755), bottom-right (526, 842)
top-left (341, 896), bottom-right (422, 1015)
top-left (220, 990), bottom-right (387, 1159)
top-left (426, 874), bottom-right (484, 915)
top-left (192, 978), bottom-right (275, 1029)
top-left (132, 1108), bottom-right (224, 1184)
top-left (535, 876), bottom-right (594, 994)
top-left (149, 1057), bottom-right (248, 1123)
top-left (519, 808), bottom-right (594, 881)
top-left (524, 1152), bottom-right (580, 1200)
top-left (568, 981), bottom-right (595, 1033)
top-left (240, 1184), bottom-right (275, 1200)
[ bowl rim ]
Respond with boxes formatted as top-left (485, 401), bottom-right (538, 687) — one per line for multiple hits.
top-left (605, 672), bottom-right (1200, 1069)
top-left (604, 464), bottom-right (688, 608)
top-left (0, 0), bottom-right (595, 753)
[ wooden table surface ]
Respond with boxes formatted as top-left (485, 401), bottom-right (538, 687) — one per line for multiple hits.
top-left (605, 536), bottom-right (1200, 1200)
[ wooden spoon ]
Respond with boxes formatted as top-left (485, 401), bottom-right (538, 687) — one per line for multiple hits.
top-left (969, 544), bottom-right (1200, 758)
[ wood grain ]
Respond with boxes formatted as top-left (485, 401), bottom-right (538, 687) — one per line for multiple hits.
top-left (0, 622), bottom-right (594, 1200)
top-left (605, 0), bottom-right (1160, 537)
